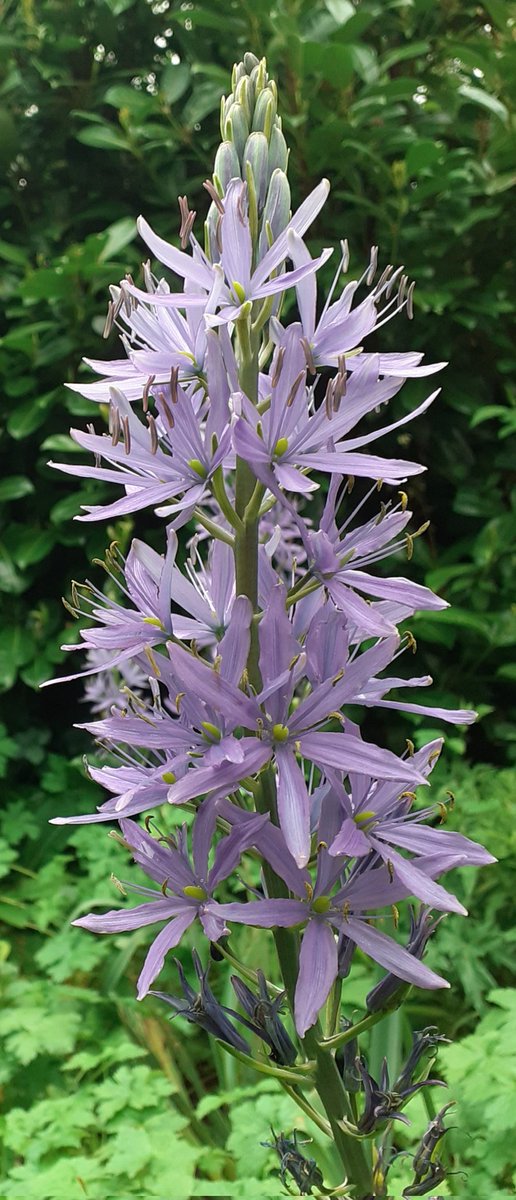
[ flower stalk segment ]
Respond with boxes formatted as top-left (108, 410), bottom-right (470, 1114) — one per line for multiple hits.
top-left (48, 50), bottom-right (495, 1199)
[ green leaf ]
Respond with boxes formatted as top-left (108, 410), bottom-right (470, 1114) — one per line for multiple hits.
top-left (160, 63), bottom-right (191, 105)
top-left (0, 238), bottom-right (28, 265)
top-left (6, 391), bottom-right (59, 439)
top-left (5, 527), bottom-right (55, 569)
top-left (405, 138), bottom-right (442, 173)
top-left (182, 81), bottom-right (224, 126)
top-left (103, 84), bottom-right (156, 116)
top-left (0, 476), bottom-right (34, 502)
top-left (98, 217), bottom-right (137, 263)
top-left (323, 0), bottom-right (355, 23)
top-left (76, 126), bottom-right (131, 151)
top-left (457, 84), bottom-right (509, 123)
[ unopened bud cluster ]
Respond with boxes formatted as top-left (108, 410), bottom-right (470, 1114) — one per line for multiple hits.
top-left (206, 52), bottom-right (290, 262)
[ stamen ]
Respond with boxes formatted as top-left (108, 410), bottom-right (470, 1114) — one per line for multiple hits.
top-left (122, 415), bottom-right (131, 456)
top-left (286, 369), bottom-right (305, 408)
top-left (271, 344), bottom-right (286, 387)
top-left (147, 413), bottom-right (158, 454)
top-left (203, 180), bottom-right (225, 215)
top-left (236, 185), bottom-right (247, 226)
top-left (300, 337), bottom-right (316, 375)
top-left (365, 245), bottom-right (378, 287)
top-left (103, 300), bottom-right (114, 339)
top-left (142, 375), bottom-right (155, 413)
top-left (178, 195), bottom-right (196, 248)
top-left (110, 404), bottom-right (120, 446)
top-left (170, 366), bottom-right (179, 404)
top-left (406, 280), bottom-right (415, 319)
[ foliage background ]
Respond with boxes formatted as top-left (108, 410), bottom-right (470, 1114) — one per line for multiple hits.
top-left (0, 1), bottom-right (515, 1196)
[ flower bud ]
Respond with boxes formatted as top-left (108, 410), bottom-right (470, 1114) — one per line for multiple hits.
top-left (224, 102), bottom-right (249, 163)
top-left (234, 74), bottom-right (254, 125)
top-left (268, 123), bottom-right (289, 175)
top-left (213, 140), bottom-right (240, 191)
top-left (258, 169), bottom-right (291, 258)
top-left (252, 87), bottom-right (277, 138)
top-left (243, 131), bottom-right (269, 209)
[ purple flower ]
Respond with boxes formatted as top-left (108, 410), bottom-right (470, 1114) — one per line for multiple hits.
top-left (161, 591), bottom-right (429, 866)
top-left (233, 333), bottom-right (439, 494)
top-left (129, 178), bottom-right (333, 328)
top-left (73, 805), bottom-right (268, 998)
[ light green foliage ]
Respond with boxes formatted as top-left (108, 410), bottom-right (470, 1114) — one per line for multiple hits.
top-left (443, 990), bottom-right (516, 1198)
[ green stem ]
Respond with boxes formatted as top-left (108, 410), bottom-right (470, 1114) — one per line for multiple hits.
top-left (232, 318), bottom-right (373, 1198)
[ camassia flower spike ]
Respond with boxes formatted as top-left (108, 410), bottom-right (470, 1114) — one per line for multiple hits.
top-left (49, 50), bottom-right (494, 1200)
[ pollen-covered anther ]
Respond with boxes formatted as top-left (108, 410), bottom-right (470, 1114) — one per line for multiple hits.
top-left (272, 723), bottom-right (289, 743)
top-left (398, 489), bottom-right (408, 511)
top-left (111, 874), bottom-right (127, 896)
top-left (391, 904), bottom-right (400, 928)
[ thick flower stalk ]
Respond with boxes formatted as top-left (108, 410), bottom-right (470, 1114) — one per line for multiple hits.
top-left (48, 52), bottom-right (494, 1198)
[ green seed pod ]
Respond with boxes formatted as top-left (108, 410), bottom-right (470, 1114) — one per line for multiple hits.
top-left (224, 102), bottom-right (250, 163)
top-left (243, 131), bottom-right (269, 209)
top-left (268, 124), bottom-right (289, 175)
top-left (213, 140), bottom-right (241, 190)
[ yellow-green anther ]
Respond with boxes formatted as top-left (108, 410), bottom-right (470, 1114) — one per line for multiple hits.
top-left (355, 810), bottom-right (375, 825)
top-left (143, 616), bottom-right (164, 629)
top-left (188, 458), bottom-right (207, 479)
top-left (272, 723), bottom-right (289, 743)
top-left (162, 771), bottom-right (176, 784)
top-left (312, 895), bottom-right (331, 914)
top-left (183, 885), bottom-right (208, 901)
top-left (274, 437), bottom-right (289, 458)
top-left (201, 721), bottom-right (222, 743)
